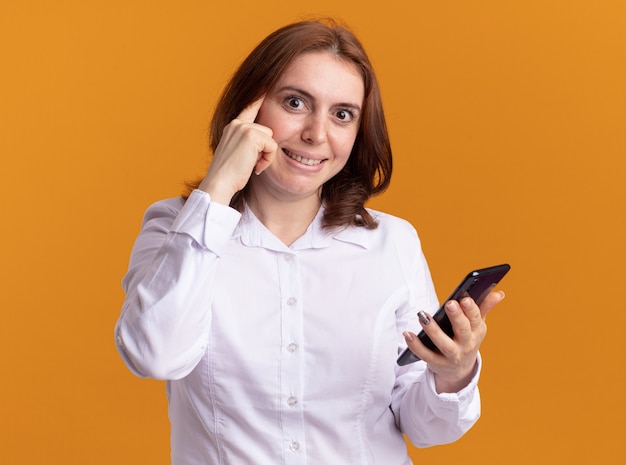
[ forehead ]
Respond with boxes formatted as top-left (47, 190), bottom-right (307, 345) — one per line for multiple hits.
top-left (274, 51), bottom-right (365, 103)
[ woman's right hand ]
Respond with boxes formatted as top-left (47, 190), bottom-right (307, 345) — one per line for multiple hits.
top-left (198, 97), bottom-right (278, 205)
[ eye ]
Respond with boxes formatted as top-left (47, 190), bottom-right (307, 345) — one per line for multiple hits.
top-left (285, 96), bottom-right (304, 110)
top-left (335, 109), bottom-right (355, 122)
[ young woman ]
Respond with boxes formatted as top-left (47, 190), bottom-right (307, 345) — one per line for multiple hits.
top-left (115, 19), bottom-right (505, 465)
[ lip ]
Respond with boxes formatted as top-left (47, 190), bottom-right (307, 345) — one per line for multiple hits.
top-left (282, 148), bottom-right (326, 167)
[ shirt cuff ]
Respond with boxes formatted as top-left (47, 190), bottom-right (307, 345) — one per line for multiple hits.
top-left (423, 352), bottom-right (482, 418)
top-left (170, 189), bottom-right (241, 255)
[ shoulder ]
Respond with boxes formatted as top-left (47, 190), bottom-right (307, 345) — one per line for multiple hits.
top-left (140, 196), bottom-right (186, 227)
top-left (367, 208), bottom-right (420, 242)
top-left (334, 208), bottom-right (423, 254)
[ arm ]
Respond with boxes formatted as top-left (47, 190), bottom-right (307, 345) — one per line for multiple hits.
top-left (115, 99), bottom-right (278, 380)
top-left (389, 227), bottom-right (503, 446)
top-left (392, 353), bottom-right (483, 447)
top-left (394, 287), bottom-right (505, 445)
top-left (114, 190), bottom-right (241, 380)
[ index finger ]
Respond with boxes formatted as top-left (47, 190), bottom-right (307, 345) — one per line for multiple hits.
top-left (236, 96), bottom-right (265, 123)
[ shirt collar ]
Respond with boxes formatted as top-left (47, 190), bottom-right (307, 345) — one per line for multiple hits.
top-left (233, 203), bottom-right (371, 251)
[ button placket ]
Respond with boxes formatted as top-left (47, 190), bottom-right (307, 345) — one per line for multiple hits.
top-left (277, 252), bottom-right (306, 461)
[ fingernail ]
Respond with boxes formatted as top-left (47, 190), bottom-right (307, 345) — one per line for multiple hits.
top-left (498, 290), bottom-right (506, 300)
top-left (403, 331), bottom-right (414, 342)
top-left (417, 310), bottom-right (431, 325)
top-left (445, 300), bottom-right (458, 312)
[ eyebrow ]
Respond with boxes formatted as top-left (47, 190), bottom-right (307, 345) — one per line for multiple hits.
top-left (277, 85), bottom-right (362, 112)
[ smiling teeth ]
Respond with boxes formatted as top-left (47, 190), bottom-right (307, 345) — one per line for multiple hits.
top-left (285, 150), bottom-right (322, 166)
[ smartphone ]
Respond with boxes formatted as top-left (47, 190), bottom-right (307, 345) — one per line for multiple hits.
top-left (396, 264), bottom-right (510, 366)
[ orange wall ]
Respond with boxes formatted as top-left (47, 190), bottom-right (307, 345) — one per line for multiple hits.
top-left (1, 1), bottom-right (624, 463)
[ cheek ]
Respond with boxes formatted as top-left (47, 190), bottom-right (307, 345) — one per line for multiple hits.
top-left (334, 131), bottom-right (359, 160)
top-left (255, 102), bottom-right (285, 127)
top-left (255, 107), bottom-right (295, 140)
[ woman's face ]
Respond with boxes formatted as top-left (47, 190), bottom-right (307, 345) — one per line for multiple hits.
top-left (253, 51), bottom-right (365, 202)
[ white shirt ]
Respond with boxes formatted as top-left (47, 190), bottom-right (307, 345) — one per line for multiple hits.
top-left (115, 189), bottom-right (482, 465)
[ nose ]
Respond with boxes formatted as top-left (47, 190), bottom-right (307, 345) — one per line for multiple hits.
top-left (301, 113), bottom-right (327, 144)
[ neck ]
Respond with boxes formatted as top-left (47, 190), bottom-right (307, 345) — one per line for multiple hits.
top-left (245, 183), bottom-right (322, 246)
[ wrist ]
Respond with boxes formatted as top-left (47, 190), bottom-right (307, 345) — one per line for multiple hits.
top-left (197, 177), bottom-right (235, 206)
top-left (433, 359), bottom-right (478, 394)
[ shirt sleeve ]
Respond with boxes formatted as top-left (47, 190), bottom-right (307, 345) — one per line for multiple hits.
top-left (114, 190), bottom-right (241, 380)
top-left (389, 225), bottom-right (482, 448)
top-left (392, 353), bottom-right (482, 447)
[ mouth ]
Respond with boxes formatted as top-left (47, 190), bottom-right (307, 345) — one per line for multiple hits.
top-left (283, 148), bottom-right (324, 166)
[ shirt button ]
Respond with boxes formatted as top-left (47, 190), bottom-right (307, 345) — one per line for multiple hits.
top-left (289, 440), bottom-right (300, 452)
top-left (284, 254), bottom-right (293, 262)
top-left (287, 343), bottom-right (298, 352)
top-left (287, 396), bottom-right (298, 406)
top-left (287, 297), bottom-right (297, 306)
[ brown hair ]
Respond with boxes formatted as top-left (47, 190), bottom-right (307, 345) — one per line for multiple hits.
top-left (186, 18), bottom-right (392, 229)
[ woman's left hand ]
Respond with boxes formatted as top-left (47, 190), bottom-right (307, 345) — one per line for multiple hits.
top-left (403, 290), bottom-right (505, 393)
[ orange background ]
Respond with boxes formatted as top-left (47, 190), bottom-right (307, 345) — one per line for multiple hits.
top-left (1, 1), bottom-right (624, 463)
